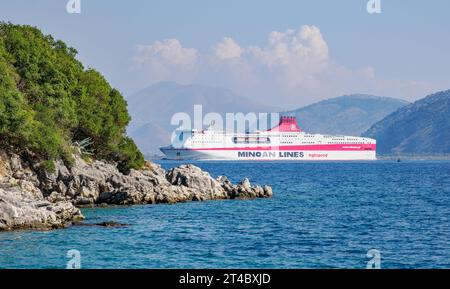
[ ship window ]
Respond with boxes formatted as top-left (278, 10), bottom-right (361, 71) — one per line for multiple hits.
top-left (233, 137), bottom-right (270, 144)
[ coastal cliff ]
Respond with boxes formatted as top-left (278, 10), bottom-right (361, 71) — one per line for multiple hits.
top-left (0, 152), bottom-right (272, 231)
top-left (0, 23), bottom-right (272, 232)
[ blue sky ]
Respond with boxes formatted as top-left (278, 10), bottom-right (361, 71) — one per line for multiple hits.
top-left (1, 0), bottom-right (449, 107)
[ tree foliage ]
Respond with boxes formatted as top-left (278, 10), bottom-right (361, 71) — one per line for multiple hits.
top-left (0, 22), bottom-right (144, 172)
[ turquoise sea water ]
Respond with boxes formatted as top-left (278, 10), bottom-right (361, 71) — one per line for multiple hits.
top-left (0, 160), bottom-right (449, 268)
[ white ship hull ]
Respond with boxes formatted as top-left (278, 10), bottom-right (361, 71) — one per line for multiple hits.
top-left (161, 116), bottom-right (377, 161)
top-left (160, 147), bottom-right (377, 161)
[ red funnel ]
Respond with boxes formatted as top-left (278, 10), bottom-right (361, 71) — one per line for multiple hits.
top-left (267, 116), bottom-right (301, 132)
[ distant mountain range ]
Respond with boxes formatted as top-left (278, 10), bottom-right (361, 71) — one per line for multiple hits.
top-left (363, 89), bottom-right (450, 154)
top-left (286, 94), bottom-right (409, 136)
top-left (127, 82), bottom-right (278, 155)
top-left (127, 82), bottom-right (411, 156)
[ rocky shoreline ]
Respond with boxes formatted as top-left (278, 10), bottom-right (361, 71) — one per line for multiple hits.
top-left (0, 152), bottom-right (272, 231)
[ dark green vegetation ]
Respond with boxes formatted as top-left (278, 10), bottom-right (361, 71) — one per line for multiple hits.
top-left (363, 90), bottom-right (450, 154)
top-left (0, 23), bottom-right (144, 173)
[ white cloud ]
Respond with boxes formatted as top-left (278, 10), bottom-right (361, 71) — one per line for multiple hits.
top-left (213, 37), bottom-right (242, 59)
top-left (247, 25), bottom-right (328, 67)
top-left (134, 39), bottom-right (198, 83)
top-left (243, 25), bottom-right (331, 100)
top-left (136, 39), bottom-right (198, 66)
top-left (133, 26), bottom-right (439, 107)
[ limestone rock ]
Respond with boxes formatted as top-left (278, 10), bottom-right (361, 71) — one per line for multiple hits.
top-left (0, 187), bottom-right (84, 231)
top-left (0, 151), bottom-right (273, 231)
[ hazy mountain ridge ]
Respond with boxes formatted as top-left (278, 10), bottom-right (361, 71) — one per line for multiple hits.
top-left (363, 89), bottom-right (450, 154)
top-left (127, 82), bottom-right (279, 155)
top-left (286, 94), bottom-right (409, 136)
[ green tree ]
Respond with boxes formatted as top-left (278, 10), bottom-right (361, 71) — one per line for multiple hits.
top-left (0, 22), bottom-right (144, 173)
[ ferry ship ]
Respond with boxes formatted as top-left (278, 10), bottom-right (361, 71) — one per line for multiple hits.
top-left (160, 116), bottom-right (376, 160)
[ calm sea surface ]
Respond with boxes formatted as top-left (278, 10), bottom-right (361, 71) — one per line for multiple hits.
top-left (0, 160), bottom-right (449, 268)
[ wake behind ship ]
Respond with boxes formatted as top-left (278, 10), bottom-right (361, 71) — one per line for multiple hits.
top-left (160, 116), bottom-right (376, 161)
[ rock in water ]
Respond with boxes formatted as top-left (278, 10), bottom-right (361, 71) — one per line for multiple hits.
top-left (166, 165), bottom-right (273, 201)
top-left (62, 157), bottom-right (273, 205)
top-left (0, 187), bottom-right (84, 231)
top-left (73, 221), bottom-right (129, 227)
